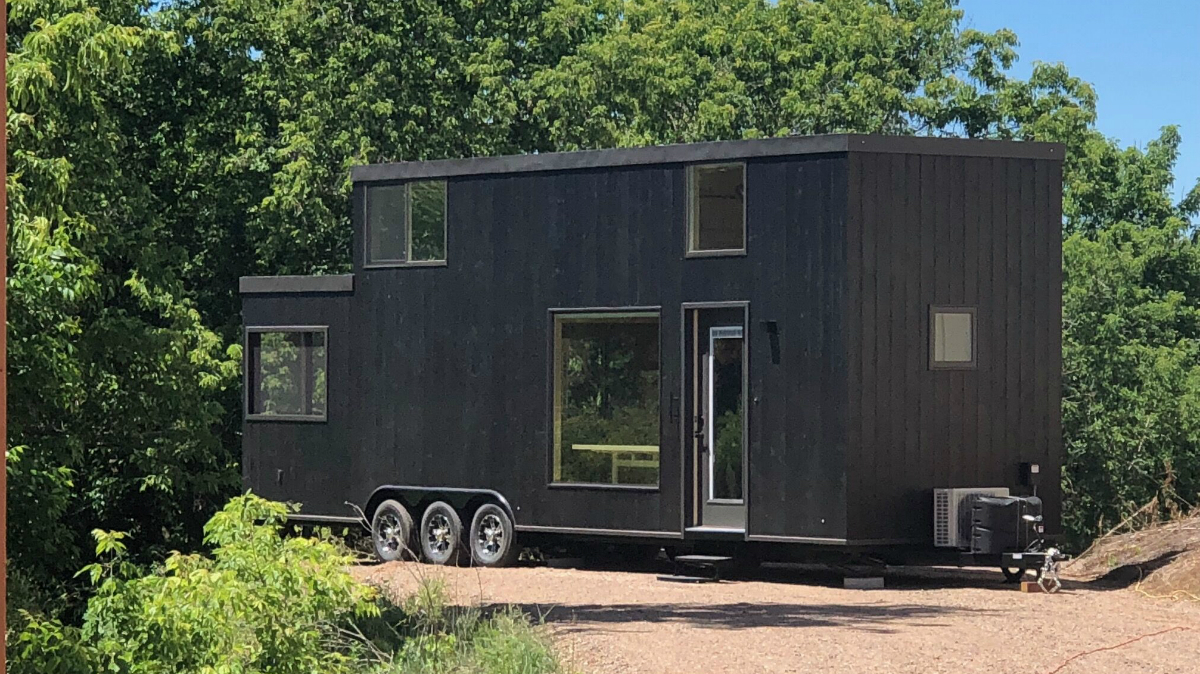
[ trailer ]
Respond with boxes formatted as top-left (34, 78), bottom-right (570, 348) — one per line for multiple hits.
top-left (240, 134), bottom-right (1064, 575)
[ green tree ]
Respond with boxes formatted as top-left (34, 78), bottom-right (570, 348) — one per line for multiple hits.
top-left (6, 0), bottom-right (240, 607)
top-left (1060, 130), bottom-right (1200, 546)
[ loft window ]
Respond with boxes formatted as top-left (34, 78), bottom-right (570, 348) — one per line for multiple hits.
top-left (552, 311), bottom-right (661, 487)
top-left (688, 163), bottom-right (746, 255)
top-left (930, 307), bottom-right (976, 369)
top-left (364, 180), bottom-right (447, 266)
top-left (246, 328), bottom-right (328, 420)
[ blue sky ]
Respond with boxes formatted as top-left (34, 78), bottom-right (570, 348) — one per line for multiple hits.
top-left (960, 0), bottom-right (1200, 204)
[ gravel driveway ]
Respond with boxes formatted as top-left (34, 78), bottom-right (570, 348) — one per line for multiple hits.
top-left (355, 561), bottom-right (1200, 673)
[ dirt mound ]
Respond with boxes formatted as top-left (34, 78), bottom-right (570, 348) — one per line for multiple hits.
top-left (1064, 515), bottom-right (1200, 598)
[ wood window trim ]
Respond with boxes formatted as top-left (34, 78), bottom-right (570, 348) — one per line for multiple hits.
top-left (928, 305), bottom-right (977, 370)
top-left (686, 163), bottom-right (748, 257)
top-left (363, 180), bottom-right (448, 268)
top-left (244, 325), bottom-right (330, 422)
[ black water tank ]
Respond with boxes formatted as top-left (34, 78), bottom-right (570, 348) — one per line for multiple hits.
top-left (971, 496), bottom-right (1042, 554)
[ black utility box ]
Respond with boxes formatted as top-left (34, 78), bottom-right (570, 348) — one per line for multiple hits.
top-left (971, 496), bottom-right (1042, 554)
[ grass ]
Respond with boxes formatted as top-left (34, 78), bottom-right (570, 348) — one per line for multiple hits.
top-left (353, 577), bottom-right (569, 674)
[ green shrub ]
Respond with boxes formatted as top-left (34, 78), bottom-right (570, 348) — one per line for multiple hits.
top-left (9, 494), bottom-right (378, 674)
top-left (7, 494), bottom-right (566, 674)
top-left (8, 614), bottom-right (91, 674)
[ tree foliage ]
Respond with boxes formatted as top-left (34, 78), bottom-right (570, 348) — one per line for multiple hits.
top-left (6, 0), bottom-right (240, 609)
top-left (1060, 131), bottom-right (1200, 545)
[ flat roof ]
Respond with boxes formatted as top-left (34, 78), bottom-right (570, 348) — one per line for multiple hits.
top-left (240, 274), bottom-right (354, 295)
top-left (351, 134), bottom-right (1063, 183)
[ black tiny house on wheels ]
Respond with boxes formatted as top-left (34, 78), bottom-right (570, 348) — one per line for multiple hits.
top-left (241, 134), bottom-right (1064, 570)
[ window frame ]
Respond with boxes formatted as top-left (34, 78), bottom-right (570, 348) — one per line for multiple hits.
top-left (547, 306), bottom-right (664, 492)
top-left (686, 162), bottom-right (748, 258)
top-left (244, 325), bottom-right (330, 422)
top-left (362, 180), bottom-right (448, 269)
top-left (928, 305), bottom-right (977, 370)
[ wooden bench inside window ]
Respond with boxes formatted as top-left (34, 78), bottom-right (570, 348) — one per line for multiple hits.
top-left (572, 444), bottom-right (660, 484)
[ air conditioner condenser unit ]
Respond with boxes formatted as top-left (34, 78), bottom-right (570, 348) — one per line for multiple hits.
top-left (933, 487), bottom-right (1010, 548)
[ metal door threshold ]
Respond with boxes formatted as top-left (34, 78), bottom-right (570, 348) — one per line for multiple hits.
top-left (685, 526), bottom-right (746, 540)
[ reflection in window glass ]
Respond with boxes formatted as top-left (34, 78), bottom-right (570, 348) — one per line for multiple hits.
top-left (410, 180), bottom-right (447, 261)
top-left (366, 184), bottom-right (407, 264)
top-left (690, 164), bottom-right (746, 252)
top-left (248, 330), bottom-right (327, 418)
top-left (932, 309), bottom-right (974, 365)
top-left (553, 313), bottom-right (660, 486)
top-left (711, 336), bottom-right (743, 500)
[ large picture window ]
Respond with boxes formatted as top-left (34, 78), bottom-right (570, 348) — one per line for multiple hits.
top-left (246, 328), bottom-right (328, 420)
top-left (688, 163), bottom-right (746, 255)
top-left (552, 312), bottom-right (660, 486)
top-left (364, 180), bottom-right (447, 266)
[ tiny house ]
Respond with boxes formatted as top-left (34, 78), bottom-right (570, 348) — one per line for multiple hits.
top-left (240, 134), bottom-right (1064, 569)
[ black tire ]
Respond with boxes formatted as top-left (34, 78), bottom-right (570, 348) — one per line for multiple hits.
top-left (371, 499), bottom-right (413, 562)
top-left (468, 503), bottom-right (519, 567)
top-left (419, 501), bottom-right (464, 565)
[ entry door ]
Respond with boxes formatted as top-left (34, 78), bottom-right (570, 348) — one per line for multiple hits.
top-left (690, 310), bottom-right (747, 530)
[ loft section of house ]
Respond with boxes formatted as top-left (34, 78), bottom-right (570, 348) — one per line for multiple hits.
top-left (240, 134), bottom-right (1064, 574)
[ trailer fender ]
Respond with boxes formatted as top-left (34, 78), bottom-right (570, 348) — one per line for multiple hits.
top-left (363, 485), bottom-right (516, 527)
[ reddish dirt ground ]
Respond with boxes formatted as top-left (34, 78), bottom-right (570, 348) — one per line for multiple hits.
top-left (354, 561), bottom-right (1200, 674)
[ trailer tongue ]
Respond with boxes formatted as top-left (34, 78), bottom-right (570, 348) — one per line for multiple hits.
top-left (966, 494), bottom-right (1068, 592)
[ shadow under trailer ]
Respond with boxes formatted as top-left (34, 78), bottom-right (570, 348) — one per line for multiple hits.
top-left (240, 134), bottom-right (1065, 584)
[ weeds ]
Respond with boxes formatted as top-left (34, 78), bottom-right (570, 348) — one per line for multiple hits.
top-left (352, 575), bottom-right (566, 673)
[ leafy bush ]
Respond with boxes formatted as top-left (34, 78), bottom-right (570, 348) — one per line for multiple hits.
top-left (8, 495), bottom-right (566, 674)
top-left (10, 495), bottom-right (376, 673)
top-left (1062, 221), bottom-right (1200, 547)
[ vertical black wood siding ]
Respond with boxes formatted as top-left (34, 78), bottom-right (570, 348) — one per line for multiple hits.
top-left (246, 155), bottom-right (851, 539)
top-left (241, 292), bottom-right (353, 515)
top-left (844, 152), bottom-right (1062, 542)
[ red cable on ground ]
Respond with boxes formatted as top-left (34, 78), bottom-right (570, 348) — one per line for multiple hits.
top-left (1045, 626), bottom-right (1196, 674)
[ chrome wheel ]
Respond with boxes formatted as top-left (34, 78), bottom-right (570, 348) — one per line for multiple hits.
top-left (426, 513), bottom-right (453, 555)
top-left (469, 503), bottom-right (518, 567)
top-left (370, 499), bottom-right (412, 563)
top-left (474, 513), bottom-right (505, 561)
top-left (376, 512), bottom-right (404, 555)
top-left (419, 501), bottom-right (463, 565)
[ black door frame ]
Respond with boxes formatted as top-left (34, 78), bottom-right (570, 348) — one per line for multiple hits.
top-left (679, 301), bottom-right (750, 534)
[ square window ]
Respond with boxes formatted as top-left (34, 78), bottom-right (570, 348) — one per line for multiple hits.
top-left (364, 180), bottom-right (447, 266)
top-left (930, 307), bottom-right (976, 369)
top-left (552, 312), bottom-right (660, 486)
top-left (247, 329), bottom-right (328, 420)
top-left (688, 163), bottom-right (746, 254)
